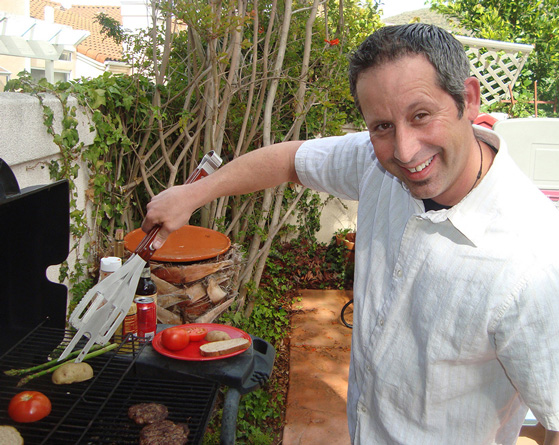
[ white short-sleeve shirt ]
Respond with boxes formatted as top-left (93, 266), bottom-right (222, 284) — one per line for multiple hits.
top-left (295, 126), bottom-right (559, 444)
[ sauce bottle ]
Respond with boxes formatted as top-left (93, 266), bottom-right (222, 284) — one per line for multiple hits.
top-left (135, 262), bottom-right (158, 305)
top-left (134, 263), bottom-right (158, 340)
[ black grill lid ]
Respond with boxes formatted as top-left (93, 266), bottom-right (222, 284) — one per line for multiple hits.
top-left (0, 160), bottom-right (69, 355)
top-left (0, 158), bottom-right (20, 199)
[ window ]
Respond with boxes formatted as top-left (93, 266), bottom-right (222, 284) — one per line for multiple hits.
top-left (59, 51), bottom-right (72, 62)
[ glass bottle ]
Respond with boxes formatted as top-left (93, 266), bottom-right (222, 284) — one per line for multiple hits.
top-left (135, 262), bottom-right (158, 304)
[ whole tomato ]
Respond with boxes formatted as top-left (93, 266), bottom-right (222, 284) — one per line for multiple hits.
top-left (161, 327), bottom-right (190, 351)
top-left (8, 391), bottom-right (52, 423)
top-left (184, 326), bottom-right (207, 342)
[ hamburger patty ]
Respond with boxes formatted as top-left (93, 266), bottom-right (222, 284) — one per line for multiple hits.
top-left (139, 420), bottom-right (189, 445)
top-left (128, 403), bottom-right (169, 425)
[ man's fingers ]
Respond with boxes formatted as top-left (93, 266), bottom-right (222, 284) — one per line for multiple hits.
top-left (151, 228), bottom-right (170, 251)
top-left (141, 184), bottom-right (194, 247)
top-left (141, 218), bottom-right (157, 235)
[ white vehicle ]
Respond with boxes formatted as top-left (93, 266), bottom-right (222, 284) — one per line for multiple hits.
top-left (493, 118), bottom-right (559, 210)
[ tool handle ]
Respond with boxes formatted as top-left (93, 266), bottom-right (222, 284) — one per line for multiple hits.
top-left (135, 151), bottom-right (223, 261)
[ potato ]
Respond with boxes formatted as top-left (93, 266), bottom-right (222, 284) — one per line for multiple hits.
top-left (205, 330), bottom-right (231, 342)
top-left (52, 362), bottom-right (94, 385)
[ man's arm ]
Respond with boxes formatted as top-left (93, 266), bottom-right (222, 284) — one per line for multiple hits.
top-left (545, 430), bottom-right (559, 445)
top-left (142, 141), bottom-right (304, 249)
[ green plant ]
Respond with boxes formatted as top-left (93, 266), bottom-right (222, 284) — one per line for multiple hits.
top-left (334, 227), bottom-right (354, 237)
top-left (324, 233), bottom-right (355, 290)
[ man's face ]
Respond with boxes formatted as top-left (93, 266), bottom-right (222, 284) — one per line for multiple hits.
top-left (356, 54), bottom-right (481, 206)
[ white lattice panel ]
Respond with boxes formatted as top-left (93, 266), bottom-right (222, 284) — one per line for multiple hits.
top-left (455, 35), bottom-right (534, 106)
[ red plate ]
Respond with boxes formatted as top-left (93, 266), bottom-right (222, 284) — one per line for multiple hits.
top-left (124, 226), bottom-right (231, 262)
top-left (152, 323), bottom-right (252, 361)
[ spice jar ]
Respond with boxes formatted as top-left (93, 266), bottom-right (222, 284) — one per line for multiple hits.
top-left (99, 256), bottom-right (122, 282)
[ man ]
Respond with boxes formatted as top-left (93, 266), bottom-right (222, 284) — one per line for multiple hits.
top-left (143, 24), bottom-right (559, 444)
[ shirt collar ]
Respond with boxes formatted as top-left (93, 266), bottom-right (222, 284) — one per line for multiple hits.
top-left (416, 126), bottom-right (507, 247)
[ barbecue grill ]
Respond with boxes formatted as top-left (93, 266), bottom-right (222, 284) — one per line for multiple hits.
top-left (0, 160), bottom-right (275, 444)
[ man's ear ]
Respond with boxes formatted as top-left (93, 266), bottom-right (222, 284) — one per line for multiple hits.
top-left (463, 76), bottom-right (481, 122)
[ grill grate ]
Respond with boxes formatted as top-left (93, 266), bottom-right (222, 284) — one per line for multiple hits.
top-left (0, 325), bottom-right (218, 444)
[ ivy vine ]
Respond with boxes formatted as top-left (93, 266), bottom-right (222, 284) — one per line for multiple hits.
top-left (5, 72), bottom-right (144, 311)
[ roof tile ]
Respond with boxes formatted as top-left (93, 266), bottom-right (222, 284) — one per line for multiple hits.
top-left (30, 0), bottom-right (123, 62)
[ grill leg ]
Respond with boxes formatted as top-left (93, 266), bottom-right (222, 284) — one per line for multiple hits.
top-left (220, 388), bottom-right (241, 444)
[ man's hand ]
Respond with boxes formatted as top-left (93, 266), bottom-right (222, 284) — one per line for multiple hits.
top-left (141, 183), bottom-right (196, 250)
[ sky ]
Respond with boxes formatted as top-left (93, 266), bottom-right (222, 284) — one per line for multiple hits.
top-left (66, 0), bottom-right (429, 17)
top-left (379, 0), bottom-right (429, 18)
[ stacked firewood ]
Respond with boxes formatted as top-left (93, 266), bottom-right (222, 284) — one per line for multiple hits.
top-left (151, 244), bottom-right (242, 325)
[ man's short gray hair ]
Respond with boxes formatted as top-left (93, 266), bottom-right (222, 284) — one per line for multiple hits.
top-left (349, 24), bottom-right (471, 117)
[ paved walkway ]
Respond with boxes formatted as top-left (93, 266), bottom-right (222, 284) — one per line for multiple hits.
top-left (283, 289), bottom-right (353, 444)
top-left (283, 289), bottom-right (545, 445)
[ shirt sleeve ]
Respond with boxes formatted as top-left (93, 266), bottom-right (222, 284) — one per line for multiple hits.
top-left (295, 131), bottom-right (375, 201)
top-left (493, 259), bottom-right (559, 431)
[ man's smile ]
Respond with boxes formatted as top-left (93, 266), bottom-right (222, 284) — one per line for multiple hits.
top-left (405, 155), bottom-right (434, 173)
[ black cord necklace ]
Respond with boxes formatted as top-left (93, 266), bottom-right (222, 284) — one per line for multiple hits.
top-left (468, 139), bottom-right (483, 194)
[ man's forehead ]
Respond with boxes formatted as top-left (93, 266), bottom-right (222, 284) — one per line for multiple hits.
top-left (356, 57), bottom-right (460, 123)
top-left (356, 54), bottom-right (439, 97)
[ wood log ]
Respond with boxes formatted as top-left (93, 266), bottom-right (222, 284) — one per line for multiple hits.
top-left (184, 282), bottom-right (207, 303)
top-left (151, 274), bottom-right (182, 295)
top-left (151, 260), bottom-right (233, 285)
top-left (207, 277), bottom-right (227, 304)
top-left (158, 294), bottom-right (190, 309)
top-left (179, 298), bottom-right (213, 321)
top-left (149, 244), bottom-right (243, 324)
top-left (156, 305), bottom-right (182, 325)
top-left (196, 298), bottom-right (235, 324)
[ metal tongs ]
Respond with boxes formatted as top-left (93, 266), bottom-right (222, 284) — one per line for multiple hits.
top-left (59, 151), bottom-right (223, 363)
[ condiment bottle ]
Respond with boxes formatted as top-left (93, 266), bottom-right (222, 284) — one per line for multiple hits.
top-left (99, 256), bottom-right (122, 282)
top-left (135, 262), bottom-right (158, 305)
top-left (132, 263), bottom-right (158, 342)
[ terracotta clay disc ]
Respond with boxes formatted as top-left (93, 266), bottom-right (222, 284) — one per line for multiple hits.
top-left (124, 226), bottom-right (231, 262)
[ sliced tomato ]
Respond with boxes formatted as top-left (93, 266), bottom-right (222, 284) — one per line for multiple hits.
top-left (161, 326), bottom-right (190, 351)
top-left (8, 391), bottom-right (51, 423)
top-left (184, 326), bottom-right (208, 342)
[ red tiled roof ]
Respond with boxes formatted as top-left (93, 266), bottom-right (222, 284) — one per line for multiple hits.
top-left (30, 0), bottom-right (123, 63)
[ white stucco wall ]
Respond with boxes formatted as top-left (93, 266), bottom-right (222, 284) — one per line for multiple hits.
top-left (0, 92), bottom-right (95, 284)
top-left (315, 193), bottom-right (358, 243)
